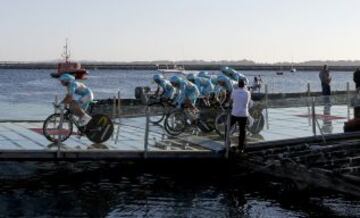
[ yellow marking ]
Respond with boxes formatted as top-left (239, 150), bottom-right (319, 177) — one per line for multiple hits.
top-left (97, 116), bottom-right (108, 126)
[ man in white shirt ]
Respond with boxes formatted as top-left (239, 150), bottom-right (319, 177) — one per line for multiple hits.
top-left (230, 79), bottom-right (250, 152)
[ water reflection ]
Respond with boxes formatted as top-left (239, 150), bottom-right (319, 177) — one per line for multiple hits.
top-left (321, 102), bottom-right (333, 134)
top-left (0, 162), bottom-right (357, 217)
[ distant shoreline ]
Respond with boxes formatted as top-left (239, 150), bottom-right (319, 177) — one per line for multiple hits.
top-left (0, 63), bottom-right (358, 71)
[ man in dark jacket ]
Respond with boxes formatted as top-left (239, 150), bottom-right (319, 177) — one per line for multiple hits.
top-left (353, 68), bottom-right (360, 93)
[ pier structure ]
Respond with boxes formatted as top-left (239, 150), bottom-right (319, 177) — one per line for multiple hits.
top-left (0, 87), bottom-right (360, 196)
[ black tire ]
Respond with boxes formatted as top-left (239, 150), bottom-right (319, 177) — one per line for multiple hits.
top-left (214, 112), bottom-right (236, 138)
top-left (146, 102), bottom-right (166, 124)
top-left (85, 114), bottom-right (114, 143)
top-left (247, 113), bottom-right (265, 134)
top-left (43, 113), bottom-right (73, 143)
top-left (164, 109), bottom-right (187, 136)
top-left (197, 110), bottom-right (216, 133)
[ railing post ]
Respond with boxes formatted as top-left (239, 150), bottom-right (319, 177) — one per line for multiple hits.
top-left (57, 102), bottom-right (64, 157)
top-left (115, 91), bottom-right (121, 144)
top-left (347, 82), bottom-right (350, 119)
top-left (307, 83), bottom-right (311, 125)
top-left (311, 97), bottom-right (317, 137)
top-left (111, 96), bottom-right (116, 140)
top-left (54, 95), bottom-right (60, 157)
top-left (307, 83), bottom-right (311, 96)
top-left (54, 95), bottom-right (58, 114)
top-left (117, 91), bottom-right (121, 116)
top-left (265, 84), bottom-right (269, 129)
top-left (225, 111), bottom-right (231, 159)
top-left (144, 107), bottom-right (150, 158)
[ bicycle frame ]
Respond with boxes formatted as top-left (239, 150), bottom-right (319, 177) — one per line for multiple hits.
top-left (59, 107), bottom-right (85, 134)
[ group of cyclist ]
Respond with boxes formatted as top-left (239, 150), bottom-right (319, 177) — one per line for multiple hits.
top-left (152, 66), bottom-right (250, 110)
top-left (55, 66), bottom-right (254, 127)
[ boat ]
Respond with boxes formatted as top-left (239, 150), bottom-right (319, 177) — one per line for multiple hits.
top-left (50, 39), bottom-right (88, 80)
top-left (157, 64), bottom-right (185, 75)
top-left (290, 66), bottom-right (296, 73)
top-left (276, 65), bottom-right (284, 75)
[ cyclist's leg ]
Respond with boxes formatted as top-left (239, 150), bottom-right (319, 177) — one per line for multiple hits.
top-left (186, 92), bottom-right (199, 112)
top-left (71, 94), bottom-right (93, 125)
top-left (79, 94), bottom-right (93, 116)
top-left (70, 100), bottom-right (84, 118)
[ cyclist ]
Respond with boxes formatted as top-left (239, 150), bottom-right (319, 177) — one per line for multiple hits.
top-left (153, 74), bottom-right (175, 100)
top-left (186, 73), bottom-right (214, 106)
top-left (170, 75), bottom-right (200, 110)
top-left (221, 66), bottom-right (249, 85)
top-left (215, 75), bottom-right (233, 105)
top-left (198, 71), bottom-right (218, 85)
top-left (58, 74), bottom-right (93, 126)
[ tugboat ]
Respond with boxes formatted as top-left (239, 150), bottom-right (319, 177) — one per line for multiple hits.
top-left (50, 39), bottom-right (88, 80)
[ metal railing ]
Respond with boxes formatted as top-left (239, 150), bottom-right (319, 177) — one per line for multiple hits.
top-left (2, 81), bottom-right (358, 159)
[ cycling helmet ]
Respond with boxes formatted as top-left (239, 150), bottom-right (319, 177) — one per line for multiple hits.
top-left (59, 74), bottom-right (75, 82)
top-left (170, 75), bottom-right (182, 85)
top-left (153, 74), bottom-right (164, 83)
top-left (217, 75), bottom-right (228, 83)
top-left (221, 66), bottom-right (235, 78)
top-left (198, 71), bottom-right (209, 78)
top-left (186, 73), bottom-right (196, 81)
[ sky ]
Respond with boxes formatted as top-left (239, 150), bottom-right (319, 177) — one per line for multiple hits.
top-left (1, 0), bottom-right (360, 63)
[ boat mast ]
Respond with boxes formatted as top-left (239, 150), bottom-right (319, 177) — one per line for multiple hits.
top-left (62, 38), bottom-right (71, 63)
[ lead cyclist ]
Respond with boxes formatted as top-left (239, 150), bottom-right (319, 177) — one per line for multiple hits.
top-left (58, 74), bottom-right (93, 126)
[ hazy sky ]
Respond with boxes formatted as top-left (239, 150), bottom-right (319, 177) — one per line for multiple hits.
top-left (1, 0), bottom-right (360, 62)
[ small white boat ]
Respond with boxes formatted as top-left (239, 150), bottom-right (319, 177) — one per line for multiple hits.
top-left (290, 67), bottom-right (296, 73)
top-left (157, 64), bottom-right (185, 74)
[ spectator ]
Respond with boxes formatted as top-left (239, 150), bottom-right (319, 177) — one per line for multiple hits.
top-left (353, 68), bottom-right (360, 93)
top-left (319, 65), bottom-right (332, 95)
top-left (229, 79), bottom-right (250, 152)
top-left (253, 76), bottom-right (259, 91)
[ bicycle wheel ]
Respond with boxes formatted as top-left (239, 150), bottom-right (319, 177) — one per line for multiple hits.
top-left (214, 112), bottom-right (236, 138)
top-left (43, 113), bottom-right (73, 142)
top-left (164, 109), bottom-right (187, 136)
top-left (247, 113), bottom-right (265, 134)
top-left (85, 114), bottom-right (114, 143)
top-left (197, 111), bottom-right (215, 133)
top-left (146, 102), bottom-right (166, 124)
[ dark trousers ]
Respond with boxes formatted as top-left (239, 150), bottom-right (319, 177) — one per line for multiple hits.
top-left (230, 115), bottom-right (247, 150)
top-left (321, 83), bottom-right (331, 96)
top-left (356, 83), bottom-right (360, 92)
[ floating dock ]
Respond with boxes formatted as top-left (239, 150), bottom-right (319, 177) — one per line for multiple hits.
top-left (1, 91), bottom-right (360, 197)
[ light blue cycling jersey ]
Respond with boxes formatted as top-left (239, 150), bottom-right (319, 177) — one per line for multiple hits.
top-left (198, 71), bottom-right (217, 85)
top-left (215, 76), bottom-right (233, 95)
top-left (175, 80), bottom-right (200, 108)
top-left (67, 81), bottom-right (94, 109)
top-left (192, 76), bottom-right (214, 96)
top-left (221, 66), bottom-right (249, 84)
top-left (156, 79), bottom-right (175, 99)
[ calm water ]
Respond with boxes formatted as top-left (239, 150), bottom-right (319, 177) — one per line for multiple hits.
top-left (0, 161), bottom-right (359, 217)
top-left (0, 69), bottom-right (359, 217)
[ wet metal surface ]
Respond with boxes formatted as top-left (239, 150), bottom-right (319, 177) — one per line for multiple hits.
top-left (0, 105), bottom-right (350, 153)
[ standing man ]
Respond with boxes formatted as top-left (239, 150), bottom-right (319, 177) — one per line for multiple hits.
top-left (353, 68), bottom-right (360, 93)
top-left (230, 79), bottom-right (250, 152)
top-left (319, 65), bottom-right (332, 96)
